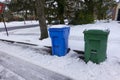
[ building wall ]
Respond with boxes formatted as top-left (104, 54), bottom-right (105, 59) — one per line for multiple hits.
top-left (115, 3), bottom-right (120, 20)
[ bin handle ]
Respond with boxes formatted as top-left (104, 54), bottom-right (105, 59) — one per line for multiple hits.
top-left (91, 49), bottom-right (97, 54)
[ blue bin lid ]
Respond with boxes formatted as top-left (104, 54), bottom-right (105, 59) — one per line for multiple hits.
top-left (49, 25), bottom-right (70, 31)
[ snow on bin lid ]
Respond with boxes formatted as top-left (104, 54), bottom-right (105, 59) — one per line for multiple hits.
top-left (84, 27), bottom-right (110, 32)
top-left (49, 25), bottom-right (69, 28)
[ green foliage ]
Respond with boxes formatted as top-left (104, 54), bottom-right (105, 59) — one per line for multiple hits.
top-left (7, 0), bottom-right (36, 21)
top-left (55, 0), bottom-right (66, 15)
top-left (7, 0), bottom-right (117, 24)
top-left (70, 0), bottom-right (116, 25)
top-left (8, 0), bottom-right (36, 15)
top-left (71, 10), bottom-right (94, 25)
top-left (94, 0), bottom-right (116, 20)
top-left (55, 0), bottom-right (66, 24)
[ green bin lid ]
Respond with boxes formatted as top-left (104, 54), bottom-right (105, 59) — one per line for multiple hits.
top-left (83, 29), bottom-right (110, 35)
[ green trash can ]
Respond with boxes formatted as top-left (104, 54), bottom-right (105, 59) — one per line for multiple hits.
top-left (83, 29), bottom-right (110, 64)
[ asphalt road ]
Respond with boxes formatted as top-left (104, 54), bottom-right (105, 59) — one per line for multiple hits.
top-left (0, 51), bottom-right (73, 80)
top-left (0, 24), bottom-right (39, 32)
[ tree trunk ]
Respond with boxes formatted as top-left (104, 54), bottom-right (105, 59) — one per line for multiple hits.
top-left (36, 0), bottom-right (48, 40)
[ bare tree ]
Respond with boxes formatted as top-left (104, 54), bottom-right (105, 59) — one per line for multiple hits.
top-left (36, 0), bottom-right (48, 40)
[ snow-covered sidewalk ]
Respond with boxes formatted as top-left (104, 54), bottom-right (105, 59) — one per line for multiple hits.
top-left (0, 65), bottom-right (25, 80)
top-left (0, 21), bottom-right (120, 80)
top-left (0, 51), bottom-right (72, 80)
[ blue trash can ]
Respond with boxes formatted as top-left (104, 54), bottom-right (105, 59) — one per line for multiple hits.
top-left (49, 26), bottom-right (70, 56)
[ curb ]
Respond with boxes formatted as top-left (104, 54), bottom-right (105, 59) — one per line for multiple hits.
top-left (0, 39), bottom-right (38, 46)
top-left (0, 38), bottom-right (85, 59)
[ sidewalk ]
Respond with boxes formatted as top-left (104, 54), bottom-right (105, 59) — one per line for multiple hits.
top-left (0, 65), bottom-right (25, 80)
top-left (0, 51), bottom-right (73, 80)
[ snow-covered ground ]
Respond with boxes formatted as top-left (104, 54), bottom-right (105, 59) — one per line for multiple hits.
top-left (0, 65), bottom-right (25, 80)
top-left (0, 20), bottom-right (120, 80)
top-left (0, 21), bottom-right (39, 28)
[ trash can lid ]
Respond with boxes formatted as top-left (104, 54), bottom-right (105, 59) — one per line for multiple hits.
top-left (49, 25), bottom-right (70, 31)
top-left (49, 25), bottom-right (69, 28)
top-left (84, 27), bottom-right (110, 34)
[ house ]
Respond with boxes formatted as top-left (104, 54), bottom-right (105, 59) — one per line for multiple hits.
top-left (113, 0), bottom-right (120, 21)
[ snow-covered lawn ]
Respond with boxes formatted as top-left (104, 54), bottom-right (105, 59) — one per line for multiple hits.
top-left (0, 20), bottom-right (120, 80)
top-left (0, 20), bottom-right (39, 28)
